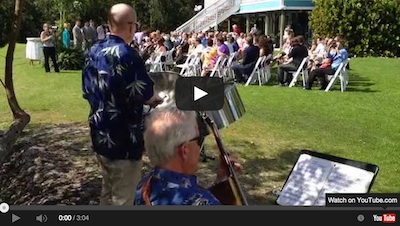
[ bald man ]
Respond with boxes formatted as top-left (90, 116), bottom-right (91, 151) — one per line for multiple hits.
top-left (82, 3), bottom-right (163, 205)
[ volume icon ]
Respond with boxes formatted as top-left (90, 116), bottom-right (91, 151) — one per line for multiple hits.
top-left (36, 214), bottom-right (48, 223)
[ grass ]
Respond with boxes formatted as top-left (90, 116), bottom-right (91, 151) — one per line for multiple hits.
top-left (1, 44), bottom-right (400, 204)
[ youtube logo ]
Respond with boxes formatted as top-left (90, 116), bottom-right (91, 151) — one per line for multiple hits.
top-left (175, 77), bottom-right (224, 111)
top-left (383, 214), bottom-right (396, 223)
top-left (373, 213), bottom-right (396, 223)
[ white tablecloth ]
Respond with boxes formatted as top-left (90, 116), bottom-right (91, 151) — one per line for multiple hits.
top-left (26, 37), bottom-right (43, 60)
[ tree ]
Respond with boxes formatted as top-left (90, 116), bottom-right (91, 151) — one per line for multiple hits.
top-left (147, 0), bottom-right (198, 32)
top-left (309, 0), bottom-right (400, 57)
top-left (0, 0), bottom-right (31, 164)
top-left (0, 1), bottom-right (13, 47)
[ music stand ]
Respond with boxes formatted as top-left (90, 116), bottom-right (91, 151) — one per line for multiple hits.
top-left (275, 150), bottom-right (379, 206)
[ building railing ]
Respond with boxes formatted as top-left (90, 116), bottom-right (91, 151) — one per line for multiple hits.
top-left (175, 0), bottom-right (240, 32)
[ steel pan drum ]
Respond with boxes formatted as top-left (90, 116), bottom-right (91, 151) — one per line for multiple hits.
top-left (146, 71), bottom-right (245, 131)
top-left (147, 71), bottom-right (179, 109)
top-left (205, 82), bottom-right (246, 130)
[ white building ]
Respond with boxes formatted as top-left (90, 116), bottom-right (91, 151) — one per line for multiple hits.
top-left (176, 0), bottom-right (314, 47)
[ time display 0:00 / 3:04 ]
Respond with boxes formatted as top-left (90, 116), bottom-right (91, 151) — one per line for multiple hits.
top-left (58, 214), bottom-right (90, 221)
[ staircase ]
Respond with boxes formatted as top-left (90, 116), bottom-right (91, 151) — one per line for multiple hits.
top-left (175, 0), bottom-right (240, 33)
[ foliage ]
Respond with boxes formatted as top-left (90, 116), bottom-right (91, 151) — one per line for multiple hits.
top-left (0, 0), bottom-right (200, 47)
top-left (146, 0), bottom-right (198, 32)
top-left (309, 0), bottom-right (400, 57)
top-left (0, 1), bottom-right (13, 47)
top-left (57, 48), bottom-right (85, 70)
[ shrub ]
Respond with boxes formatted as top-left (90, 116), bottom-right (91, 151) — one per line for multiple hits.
top-left (57, 48), bottom-right (85, 71)
top-left (309, 0), bottom-right (400, 57)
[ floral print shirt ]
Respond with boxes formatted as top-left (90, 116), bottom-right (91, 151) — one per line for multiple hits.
top-left (82, 35), bottom-right (154, 160)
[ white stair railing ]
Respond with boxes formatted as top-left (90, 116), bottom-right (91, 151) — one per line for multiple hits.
top-left (175, 0), bottom-right (240, 33)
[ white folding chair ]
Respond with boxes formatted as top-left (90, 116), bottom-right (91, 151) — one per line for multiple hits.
top-left (226, 52), bottom-right (239, 80)
top-left (325, 58), bottom-right (350, 92)
top-left (261, 54), bottom-right (272, 84)
top-left (245, 56), bottom-right (266, 86)
top-left (149, 52), bottom-right (167, 72)
top-left (190, 53), bottom-right (202, 77)
top-left (176, 54), bottom-right (197, 76)
top-left (288, 57), bottom-right (309, 88)
top-left (164, 49), bottom-right (175, 71)
top-left (210, 55), bottom-right (228, 77)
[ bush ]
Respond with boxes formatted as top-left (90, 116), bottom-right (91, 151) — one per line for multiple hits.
top-left (57, 48), bottom-right (85, 71)
top-left (309, 0), bottom-right (400, 57)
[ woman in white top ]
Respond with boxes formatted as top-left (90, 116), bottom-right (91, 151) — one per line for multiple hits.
top-left (40, 23), bottom-right (60, 73)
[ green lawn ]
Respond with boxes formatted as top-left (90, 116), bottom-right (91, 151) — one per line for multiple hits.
top-left (1, 44), bottom-right (399, 204)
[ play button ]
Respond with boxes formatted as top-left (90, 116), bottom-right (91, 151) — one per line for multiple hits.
top-left (194, 86), bottom-right (208, 101)
top-left (175, 77), bottom-right (224, 111)
top-left (12, 214), bottom-right (21, 223)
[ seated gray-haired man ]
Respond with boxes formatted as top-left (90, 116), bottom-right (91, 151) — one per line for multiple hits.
top-left (135, 107), bottom-right (241, 205)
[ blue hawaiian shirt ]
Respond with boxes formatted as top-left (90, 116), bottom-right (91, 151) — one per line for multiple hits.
top-left (135, 168), bottom-right (221, 205)
top-left (82, 35), bottom-right (154, 160)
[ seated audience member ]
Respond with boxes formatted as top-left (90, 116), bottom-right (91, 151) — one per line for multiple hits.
top-left (216, 37), bottom-right (230, 56)
top-left (309, 39), bottom-right (317, 54)
top-left (305, 40), bottom-right (348, 90)
top-left (231, 36), bottom-right (260, 83)
top-left (283, 25), bottom-right (294, 44)
top-left (224, 35), bottom-right (234, 54)
top-left (266, 35), bottom-right (274, 53)
top-left (238, 33), bottom-right (248, 54)
top-left (188, 38), bottom-right (196, 55)
top-left (229, 36), bottom-right (239, 53)
top-left (275, 36), bottom-right (309, 87)
top-left (191, 37), bottom-right (205, 55)
top-left (163, 34), bottom-right (174, 51)
top-left (258, 35), bottom-right (273, 63)
top-left (200, 39), bottom-right (218, 77)
top-left (308, 38), bottom-right (327, 70)
top-left (272, 37), bottom-right (292, 65)
top-left (175, 33), bottom-right (189, 64)
top-left (135, 107), bottom-right (242, 205)
top-left (154, 38), bottom-right (167, 53)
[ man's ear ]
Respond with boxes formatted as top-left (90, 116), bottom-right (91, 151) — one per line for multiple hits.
top-left (178, 144), bottom-right (190, 161)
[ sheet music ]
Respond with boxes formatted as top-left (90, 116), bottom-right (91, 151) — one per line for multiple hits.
top-left (314, 162), bottom-right (375, 206)
top-left (277, 153), bottom-right (376, 206)
top-left (277, 154), bottom-right (334, 206)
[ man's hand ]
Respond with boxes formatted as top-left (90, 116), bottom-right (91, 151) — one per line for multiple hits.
top-left (215, 155), bottom-right (243, 182)
top-left (145, 95), bottom-right (163, 108)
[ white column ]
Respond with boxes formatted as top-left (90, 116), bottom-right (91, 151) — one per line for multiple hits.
top-left (264, 15), bottom-right (269, 35)
top-left (246, 15), bottom-right (250, 33)
top-left (279, 11), bottom-right (285, 48)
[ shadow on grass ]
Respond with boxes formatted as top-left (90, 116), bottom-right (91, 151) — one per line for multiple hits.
top-left (245, 66), bottom-right (379, 93)
top-left (0, 123), bottom-right (100, 205)
top-left (345, 72), bottom-right (378, 93)
top-left (238, 148), bottom-right (300, 205)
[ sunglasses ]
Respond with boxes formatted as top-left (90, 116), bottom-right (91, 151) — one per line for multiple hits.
top-left (127, 21), bottom-right (139, 28)
top-left (187, 135), bottom-right (205, 146)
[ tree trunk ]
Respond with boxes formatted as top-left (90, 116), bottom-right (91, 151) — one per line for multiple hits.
top-left (0, 0), bottom-right (30, 164)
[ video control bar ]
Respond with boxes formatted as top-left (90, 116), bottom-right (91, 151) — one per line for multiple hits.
top-left (1, 207), bottom-right (400, 226)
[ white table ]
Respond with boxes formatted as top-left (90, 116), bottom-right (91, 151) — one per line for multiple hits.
top-left (26, 37), bottom-right (43, 64)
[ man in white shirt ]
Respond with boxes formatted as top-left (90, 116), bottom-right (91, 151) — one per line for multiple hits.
top-left (97, 23), bottom-right (105, 41)
top-left (224, 35), bottom-right (234, 55)
top-left (191, 37), bottom-right (205, 55)
top-left (72, 20), bottom-right (83, 50)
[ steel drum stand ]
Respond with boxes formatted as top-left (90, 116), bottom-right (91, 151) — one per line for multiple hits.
top-left (200, 142), bottom-right (215, 162)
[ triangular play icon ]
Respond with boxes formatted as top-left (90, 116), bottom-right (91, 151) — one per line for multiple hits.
top-left (12, 214), bottom-right (21, 223)
top-left (194, 86), bottom-right (208, 101)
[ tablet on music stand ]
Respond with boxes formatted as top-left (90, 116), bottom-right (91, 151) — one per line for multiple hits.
top-left (276, 150), bottom-right (379, 206)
